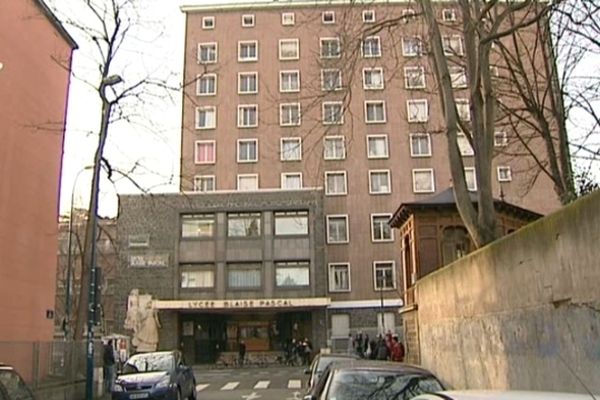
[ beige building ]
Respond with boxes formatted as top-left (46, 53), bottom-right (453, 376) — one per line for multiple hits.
top-left (179, 0), bottom-right (560, 348)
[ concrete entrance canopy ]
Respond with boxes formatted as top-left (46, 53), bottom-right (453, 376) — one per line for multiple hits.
top-left (153, 297), bottom-right (331, 311)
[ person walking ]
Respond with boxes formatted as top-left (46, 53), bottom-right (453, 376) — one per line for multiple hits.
top-left (103, 339), bottom-right (116, 394)
top-left (390, 336), bottom-right (405, 362)
top-left (238, 340), bottom-right (247, 366)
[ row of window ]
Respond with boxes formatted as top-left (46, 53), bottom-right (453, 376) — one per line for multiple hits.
top-left (179, 260), bottom-right (396, 292)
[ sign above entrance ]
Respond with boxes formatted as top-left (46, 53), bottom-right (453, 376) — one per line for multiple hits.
top-left (153, 297), bottom-right (331, 310)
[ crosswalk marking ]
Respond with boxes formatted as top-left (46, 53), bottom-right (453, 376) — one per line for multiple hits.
top-left (196, 384), bottom-right (210, 392)
top-left (221, 381), bottom-right (240, 390)
top-left (288, 379), bottom-right (302, 389)
top-left (254, 380), bottom-right (270, 389)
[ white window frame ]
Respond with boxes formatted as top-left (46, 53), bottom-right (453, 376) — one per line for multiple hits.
top-left (371, 213), bottom-right (394, 242)
top-left (494, 131), bottom-right (508, 147)
top-left (457, 132), bottom-right (474, 156)
top-left (404, 66), bottom-right (426, 89)
top-left (195, 106), bottom-right (216, 129)
top-left (402, 36), bottom-right (422, 57)
top-left (363, 67), bottom-right (384, 90)
top-left (412, 168), bottom-right (436, 193)
top-left (369, 169), bottom-right (392, 194)
top-left (323, 136), bottom-right (346, 160)
top-left (407, 99), bottom-right (429, 123)
top-left (409, 133), bottom-right (432, 157)
top-left (280, 103), bottom-right (301, 126)
top-left (328, 263), bottom-right (351, 292)
top-left (450, 66), bottom-right (467, 88)
top-left (181, 269), bottom-right (215, 289)
top-left (366, 134), bottom-right (389, 159)
top-left (456, 98), bottom-right (471, 121)
top-left (242, 14), bottom-right (255, 27)
top-left (326, 214), bottom-right (349, 244)
top-left (373, 261), bottom-right (396, 291)
top-left (321, 69), bottom-right (342, 91)
top-left (237, 139), bottom-right (258, 163)
top-left (197, 42), bottom-right (218, 64)
top-left (238, 72), bottom-right (258, 94)
top-left (193, 175), bottom-right (215, 192)
top-left (280, 137), bottom-right (302, 161)
top-left (443, 35), bottom-right (464, 56)
top-left (325, 171), bottom-right (348, 196)
top-left (464, 167), bottom-right (477, 191)
top-left (202, 16), bottom-right (215, 30)
top-left (442, 9), bottom-right (457, 22)
top-left (237, 174), bottom-right (259, 191)
top-left (322, 101), bottom-right (344, 125)
top-left (322, 11), bottom-right (335, 24)
top-left (279, 39), bottom-right (300, 60)
top-left (281, 172), bottom-right (303, 189)
top-left (320, 37), bottom-right (341, 59)
top-left (280, 70), bottom-right (300, 93)
top-left (364, 100), bottom-right (387, 124)
top-left (196, 73), bottom-right (217, 96)
top-left (497, 166), bottom-right (513, 182)
top-left (194, 140), bottom-right (216, 165)
top-left (237, 104), bottom-right (258, 128)
top-left (238, 40), bottom-right (258, 62)
top-left (362, 36), bottom-right (382, 58)
top-left (282, 12), bottom-right (295, 26)
top-left (362, 10), bottom-right (375, 23)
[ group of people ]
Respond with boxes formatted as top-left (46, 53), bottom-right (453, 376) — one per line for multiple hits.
top-left (283, 337), bottom-right (313, 365)
top-left (348, 331), bottom-right (405, 362)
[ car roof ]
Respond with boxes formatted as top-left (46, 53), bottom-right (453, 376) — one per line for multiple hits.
top-left (328, 359), bottom-right (439, 375)
top-left (413, 391), bottom-right (597, 400)
top-left (318, 353), bottom-right (360, 360)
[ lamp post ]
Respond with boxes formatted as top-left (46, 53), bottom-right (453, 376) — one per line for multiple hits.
top-left (379, 275), bottom-right (385, 336)
top-left (85, 74), bottom-right (122, 400)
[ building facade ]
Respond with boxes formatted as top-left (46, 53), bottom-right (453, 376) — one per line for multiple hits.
top-left (0, 0), bottom-right (76, 344)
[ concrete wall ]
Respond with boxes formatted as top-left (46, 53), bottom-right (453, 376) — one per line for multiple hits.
top-left (416, 190), bottom-right (600, 394)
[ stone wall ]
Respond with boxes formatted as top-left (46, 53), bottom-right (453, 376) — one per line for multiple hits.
top-left (415, 190), bottom-right (600, 393)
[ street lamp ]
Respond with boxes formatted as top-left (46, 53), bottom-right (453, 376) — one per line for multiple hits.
top-left (378, 275), bottom-right (385, 336)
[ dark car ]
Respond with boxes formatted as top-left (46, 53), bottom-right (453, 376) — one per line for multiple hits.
top-left (304, 359), bottom-right (445, 400)
top-left (112, 350), bottom-right (196, 400)
top-left (305, 353), bottom-right (360, 390)
top-left (0, 364), bottom-right (35, 400)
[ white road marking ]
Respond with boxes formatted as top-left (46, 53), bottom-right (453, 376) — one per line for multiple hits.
top-left (221, 381), bottom-right (240, 390)
top-left (196, 384), bottom-right (210, 392)
top-left (254, 380), bottom-right (270, 389)
top-left (242, 392), bottom-right (262, 400)
top-left (287, 379), bottom-right (302, 389)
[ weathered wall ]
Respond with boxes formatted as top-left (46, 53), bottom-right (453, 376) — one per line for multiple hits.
top-left (416, 190), bottom-right (600, 393)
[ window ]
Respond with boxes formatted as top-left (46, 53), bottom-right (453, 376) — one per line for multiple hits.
top-left (362, 36), bottom-right (381, 58)
top-left (280, 70), bottom-right (300, 92)
top-left (197, 74), bottom-right (216, 96)
top-left (363, 68), bottom-right (384, 90)
top-left (457, 133), bottom-right (474, 156)
top-left (237, 174), bottom-right (258, 191)
top-left (494, 131), bottom-right (508, 147)
top-left (281, 137), bottom-right (302, 161)
top-left (369, 170), bottom-right (391, 194)
top-left (331, 314), bottom-right (350, 337)
top-left (195, 106), bottom-right (216, 129)
top-left (365, 101), bottom-right (386, 123)
top-left (274, 211), bottom-right (308, 235)
top-left (228, 264), bottom-right (261, 289)
top-left (282, 12), bottom-right (295, 26)
top-left (442, 9), bottom-right (457, 22)
top-left (242, 14), bottom-right (255, 27)
top-left (228, 212), bottom-right (261, 237)
top-left (377, 312), bottom-right (396, 335)
top-left (281, 173), bottom-right (302, 189)
top-left (194, 140), bottom-right (215, 164)
top-left (279, 39), bottom-right (299, 60)
top-left (279, 103), bottom-right (301, 126)
top-left (410, 133), bottom-right (432, 157)
top-left (237, 139), bottom-right (258, 162)
top-left (402, 36), bottom-right (422, 56)
top-left (322, 102), bottom-right (344, 125)
top-left (321, 69), bottom-right (342, 91)
top-left (202, 16), bottom-right (215, 29)
top-left (412, 169), bottom-right (435, 193)
top-left (456, 99), bottom-right (470, 121)
top-left (238, 40), bottom-right (258, 62)
top-left (465, 167), bottom-right (477, 191)
top-left (497, 166), bottom-right (512, 182)
top-left (238, 72), bottom-right (258, 94)
top-left (372, 214), bottom-right (393, 242)
top-left (407, 99), bottom-right (429, 122)
top-left (325, 171), bottom-right (347, 195)
top-left (198, 42), bottom-right (217, 63)
top-left (450, 66), bottom-right (467, 88)
top-left (374, 261), bottom-right (396, 290)
top-left (276, 261), bottom-right (310, 287)
top-left (181, 213), bottom-right (215, 238)
top-left (322, 11), bottom-right (335, 24)
top-left (323, 136), bottom-right (346, 160)
top-left (404, 66), bottom-right (426, 89)
top-left (329, 263), bottom-right (350, 292)
top-left (327, 215), bottom-right (349, 243)
top-left (367, 135), bottom-right (389, 159)
top-left (362, 10), bottom-right (375, 23)
top-left (402, 8), bottom-right (417, 22)
top-left (238, 104), bottom-right (258, 127)
top-left (320, 38), bottom-right (341, 58)
top-left (181, 270), bottom-right (214, 288)
top-left (193, 175), bottom-right (215, 192)
top-left (443, 35), bottom-right (464, 56)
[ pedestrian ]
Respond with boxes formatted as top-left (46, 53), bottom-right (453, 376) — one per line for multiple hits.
top-left (376, 337), bottom-right (389, 360)
top-left (355, 332), bottom-right (363, 357)
top-left (390, 336), bottom-right (405, 362)
top-left (369, 337), bottom-right (378, 360)
top-left (238, 340), bottom-right (246, 366)
top-left (303, 338), bottom-right (312, 366)
top-left (103, 339), bottom-right (116, 394)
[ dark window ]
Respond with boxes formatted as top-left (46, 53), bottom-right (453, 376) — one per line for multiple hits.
top-left (442, 226), bottom-right (471, 265)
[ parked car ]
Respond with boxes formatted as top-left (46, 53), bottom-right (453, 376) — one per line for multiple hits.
top-left (0, 364), bottom-right (35, 400)
top-left (304, 359), bottom-right (445, 400)
top-left (412, 391), bottom-right (598, 400)
top-left (305, 353), bottom-right (360, 390)
top-left (112, 350), bottom-right (196, 400)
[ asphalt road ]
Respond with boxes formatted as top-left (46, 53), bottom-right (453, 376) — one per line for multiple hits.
top-left (192, 365), bottom-right (307, 400)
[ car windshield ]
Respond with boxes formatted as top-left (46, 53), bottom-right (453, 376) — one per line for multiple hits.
top-left (0, 370), bottom-right (34, 400)
top-left (327, 370), bottom-right (443, 400)
top-left (122, 353), bottom-right (175, 374)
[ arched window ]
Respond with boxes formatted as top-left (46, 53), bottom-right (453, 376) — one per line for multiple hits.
top-left (442, 226), bottom-right (471, 265)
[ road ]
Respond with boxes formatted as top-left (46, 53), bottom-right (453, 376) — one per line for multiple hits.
top-left (193, 365), bottom-right (307, 400)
